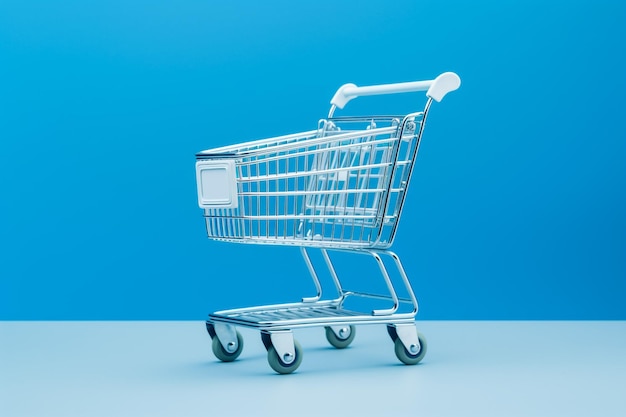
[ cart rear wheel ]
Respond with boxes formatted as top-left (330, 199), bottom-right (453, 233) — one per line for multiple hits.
top-left (324, 325), bottom-right (356, 349)
top-left (267, 340), bottom-right (303, 374)
top-left (394, 333), bottom-right (427, 365)
top-left (211, 331), bottom-right (244, 362)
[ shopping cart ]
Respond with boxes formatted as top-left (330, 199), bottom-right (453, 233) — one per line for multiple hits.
top-left (196, 72), bottom-right (460, 374)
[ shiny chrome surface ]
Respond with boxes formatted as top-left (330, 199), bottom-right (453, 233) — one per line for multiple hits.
top-left (197, 76), bottom-right (459, 370)
top-left (268, 331), bottom-right (296, 364)
top-left (393, 323), bottom-right (421, 355)
top-left (198, 112), bottom-right (426, 249)
top-left (209, 248), bottom-right (420, 332)
top-left (213, 322), bottom-right (239, 353)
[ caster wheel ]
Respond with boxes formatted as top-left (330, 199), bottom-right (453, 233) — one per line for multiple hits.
top-left (267, 340), bottom-right (303, 374)
top-left (324, 325), bottom-right (356, 349)
top-left (394, 333), bottom-right (427, 365)
top-left (211, 330), bottom-right (244, 362)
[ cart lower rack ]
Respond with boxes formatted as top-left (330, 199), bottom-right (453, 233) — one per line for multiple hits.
top-left (196, 72), bottom-right (460, 373)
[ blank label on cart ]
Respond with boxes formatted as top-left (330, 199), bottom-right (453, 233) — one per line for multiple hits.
top-left (196, 160), bottom-right (238, 209)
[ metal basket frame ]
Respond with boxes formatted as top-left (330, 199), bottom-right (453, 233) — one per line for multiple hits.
top-left (196, 73), bottom-right (460, 373)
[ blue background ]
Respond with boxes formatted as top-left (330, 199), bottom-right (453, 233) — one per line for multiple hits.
top-left (1, 0), bottom-right (624, 320)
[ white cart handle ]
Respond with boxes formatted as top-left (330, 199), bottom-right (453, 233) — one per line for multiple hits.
top-left (330, 72), bottom-right (461, 110)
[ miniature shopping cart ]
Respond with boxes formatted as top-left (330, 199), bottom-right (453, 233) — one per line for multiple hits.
top-left (196, 72), bottom-right (460, 374)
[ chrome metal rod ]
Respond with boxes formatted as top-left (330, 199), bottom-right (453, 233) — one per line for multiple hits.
top-left (369, 250), bottom-right (399, 316)
top-left (381, 250), bottom-right (419, 315)
top-left (342, 290), bottom-right (413, 304)
top-left (300, 247), bottom-right (322, 303)
top-left (320, 248), bottom-right (345, 299)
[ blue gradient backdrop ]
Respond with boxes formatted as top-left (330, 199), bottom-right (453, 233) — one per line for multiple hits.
top-left (1, 0), bottom-right (624, 319)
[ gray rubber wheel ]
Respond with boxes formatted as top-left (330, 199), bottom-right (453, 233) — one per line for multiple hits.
top-left (211, 331), bottom-right (244, 362)
top-left (394, 333), bottom-right (427, 365)
top-left (267, 340), bottom-right (303, 374)
top-left (324, 326), bottom-right (356, 349)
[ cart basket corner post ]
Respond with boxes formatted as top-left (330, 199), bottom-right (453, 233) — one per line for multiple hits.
top-left (196, 72), bottom-right (461, 374)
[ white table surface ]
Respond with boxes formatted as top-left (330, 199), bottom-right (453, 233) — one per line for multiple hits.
top-left (1, 321), bottom-right (625, 416)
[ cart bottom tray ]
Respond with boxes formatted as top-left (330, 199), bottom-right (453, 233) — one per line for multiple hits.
top-left (208, 300), bottom-right (416, 330)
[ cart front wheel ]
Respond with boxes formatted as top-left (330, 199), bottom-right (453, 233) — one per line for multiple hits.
top-left (324, 325), bottom-right (356, 349)
top-left (267, 340), bottom-right (303, 374)
top-left (394, 333), bottom-right (427, 365)
top-left (211, 331), bottom-right (244, 362)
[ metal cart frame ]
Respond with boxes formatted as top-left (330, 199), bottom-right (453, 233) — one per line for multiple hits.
top-left (196, 72), bottom-right (460, 373)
